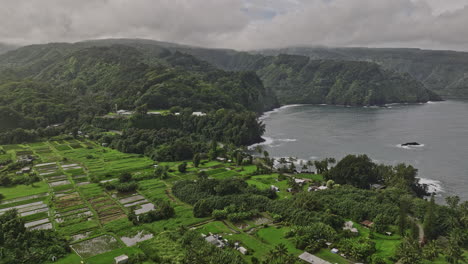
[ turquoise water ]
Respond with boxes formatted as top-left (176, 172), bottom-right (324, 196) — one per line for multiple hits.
top-left (255, 100), bottom-right (468, 201)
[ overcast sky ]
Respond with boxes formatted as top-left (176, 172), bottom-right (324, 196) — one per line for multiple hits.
top-left (1, 0), bottom-right (468, 51)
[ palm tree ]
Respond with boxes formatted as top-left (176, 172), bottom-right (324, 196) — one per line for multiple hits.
top-left (307, 160), bottom-right (314, 172)
top-left (254, 145), bottom-right (263, 155)
top-left (268, 243), bottom-right (288, 263)
top-left (423, 240), bottom-right (439, 260)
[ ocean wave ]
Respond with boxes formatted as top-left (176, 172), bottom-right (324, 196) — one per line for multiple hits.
top-left (248, 137), bottom-right (297, 149)
top-left (259, 104), bottom-right (305, 120)
top-left (248, 136), bottom-right (274, 149)
top-left (277, 138), bottom-right (297, 142)
top-left (418, 178), bottom-right (444, 193)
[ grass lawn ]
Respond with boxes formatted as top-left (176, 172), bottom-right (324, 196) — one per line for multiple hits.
top-left (86, 247), bottom-right (142, 264)
top-left (316, 249), bottom-right (353, 264)
top-left (197, 221), bottom-right (233, 234)
top-left (51, 252), bottom-right (82, 264)
top-left (297, 173), bottom-right (323, 181)
top-left (256, 226), bottom-right (300, 255)
top-left (246, 174), bottom-right (293, 199)
top-left (0, 181), bottom-right (49, 200)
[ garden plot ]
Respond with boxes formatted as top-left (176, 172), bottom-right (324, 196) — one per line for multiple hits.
top-left (15, 150), bottom-right (34, 156)
top-left (48, 179), bottom-right (71, 187)
top-left (35, 162), bottom-right (59, 176)
top-left (72, 175), bottom-right (90, 184)
top-left (55, 195), bottom-right (85, 209)
top-left (116, 193), bottom-right (155, 215)
top-left (0, 201), bottom-right (48, 215)
top-left (46, 175), bottom-right (68, 181)
top-left (54, 188), bottom-right (76, 197)
top-left (87, 193), bottom-right (126, 224)
top-left (120, 230), bottom-right (154, 246)
top-left (71, 235), bottom-right (121, 258)
top-left (55, 210), bottom-right (93, 224)
top-left (61, 163), bottom-right (83, 170)
top-left (118, 194), bottom-right (148, 207)
top-left (25, 218), bottom-right (52, 230)
top-left (33, 146), bottom-right (53, 154)
top-left (0, 193), bottom-right (48, 206)
top-left (71, 231), bottom-right (92, 242)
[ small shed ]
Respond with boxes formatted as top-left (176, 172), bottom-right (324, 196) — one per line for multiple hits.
top-left (238, 246), bottom-right (248, 255)
top-left (294, 178), bottom-right (306, 185)
top-left (360, 220), bottom-right (374, 228)
top-left (192, 112), bottom-right (206, 116)
top-left (114, 254), bottom-right (129, 264)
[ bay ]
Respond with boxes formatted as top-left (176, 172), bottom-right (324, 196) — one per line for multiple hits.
top-left (254, 100), bottom-right (468, 201)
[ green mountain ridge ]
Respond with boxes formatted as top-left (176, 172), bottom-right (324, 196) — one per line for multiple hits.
top-left (257, 46), bottom-right (468, 98)
top-left (0, 45), bottom-right (278, 130)
top-left (0, 39), bottom-right (440, 107)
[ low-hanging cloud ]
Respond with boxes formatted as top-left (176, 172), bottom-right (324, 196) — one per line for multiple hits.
top-left (1, 0), bottom-right (467, 51)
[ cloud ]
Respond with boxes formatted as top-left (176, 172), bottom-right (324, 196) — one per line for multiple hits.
top-left (1, 0), bottom-right (468, 51)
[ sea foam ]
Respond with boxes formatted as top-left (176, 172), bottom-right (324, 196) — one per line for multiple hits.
top-left (418, 178), bottom-right (444, 194)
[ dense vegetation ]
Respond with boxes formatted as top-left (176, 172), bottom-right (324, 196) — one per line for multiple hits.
top-left (170, 152), bottom-right (467, 264)
top-left (255, 55), bottom-right (439, 105)
top-left (0, 39), bottom-right (441, 110)
top-left (0, 210), bottom-right (69, 263)
top-left (0, 44), bottom-right (274, 152)
top-left (259, 46), bottom-right (468, 98)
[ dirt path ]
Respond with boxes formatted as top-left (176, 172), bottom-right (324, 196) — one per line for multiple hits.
top-left (221, 220), bottom-right (240, 234)
top-left (408, 216), bottom-right (425, 245)
top-left (164, 189), bottom-right (176, 202)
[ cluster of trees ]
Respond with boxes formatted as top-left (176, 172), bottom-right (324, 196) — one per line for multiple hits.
top-left (180, 230), bottom-right (246, 264)
top-left (93, 110), bottom-right (264, 162)
top-left (0, 161), bottom-right (41, 187)
top-left (0, 210), bottom-right (69, 264)
top-left (102, 172), bottom-right (138, 193)
top-left (172, 178), bottom-right (274, 218)
top-left (325, 154), bottom-right (428, 196)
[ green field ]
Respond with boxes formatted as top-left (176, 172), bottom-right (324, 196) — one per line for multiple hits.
top-left (0, 181), bottom-right (49, 200)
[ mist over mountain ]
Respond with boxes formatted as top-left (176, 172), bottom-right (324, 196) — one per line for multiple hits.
top-left (0, 43), bottom-right (19, 55)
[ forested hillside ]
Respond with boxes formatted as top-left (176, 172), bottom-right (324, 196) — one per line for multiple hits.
top-left (113, 40), bottom-right (440, 105)
top-left (258, 47), bottom-right (468, 98)
top-left (0, 39), bottom-right (440, 107)
top-left (0, 45), bottom-right (277, 129)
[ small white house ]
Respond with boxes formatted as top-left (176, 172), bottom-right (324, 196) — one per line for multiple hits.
top-left (331, 248), bottom-right (339, 254)
top-left (238, 246), bottom-right (248, 255)
top-left (192, 112), bottom-right (206, 116)
top-left (114, 254), bottom-right (129, 264)
top-left (294, 178), bottom-right (306, 185)
top-left (270, 185), bottom-right (280, 192)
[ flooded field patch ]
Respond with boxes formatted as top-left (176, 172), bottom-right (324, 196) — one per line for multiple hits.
top-left (71, 235), bottom-right (121, 258)
top-left (120, 230), bottom-right (154, 246)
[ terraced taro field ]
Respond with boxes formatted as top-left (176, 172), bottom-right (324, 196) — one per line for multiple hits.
top-left (0, 139), bottom-right (166, 263)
